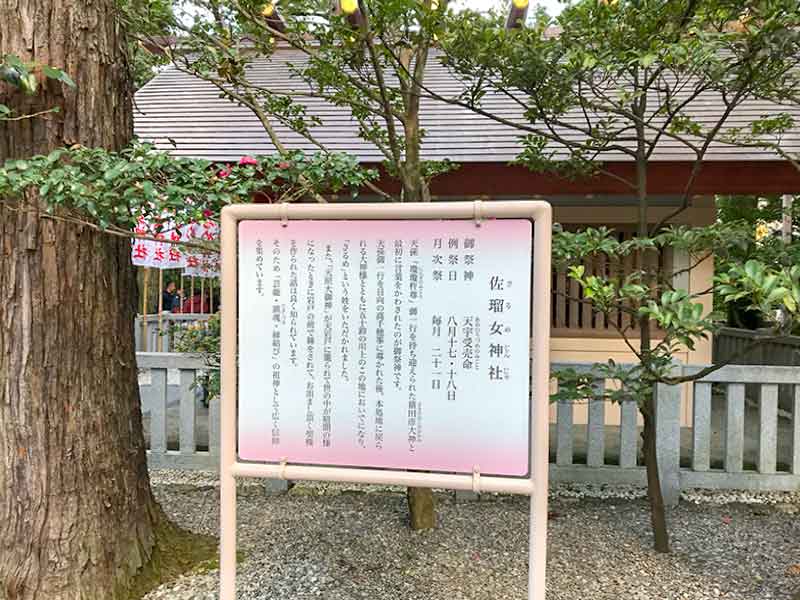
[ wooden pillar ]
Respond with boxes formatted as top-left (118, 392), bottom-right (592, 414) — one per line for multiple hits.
top-left (157, 269), bottom-right (164, 352)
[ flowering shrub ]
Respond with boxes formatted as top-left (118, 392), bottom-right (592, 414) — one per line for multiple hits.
top-left (0, 143), bottom-right (377, 235)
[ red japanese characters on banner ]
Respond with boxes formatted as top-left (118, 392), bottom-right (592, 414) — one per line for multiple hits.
top-left (131, 216), bottom-right (155, 268)
top-left (130, 215), bottom-right (220, 275)
top-left (182, 220), bottom-right (220, 278)
top-left (131, 217), bottom-right (191, 270)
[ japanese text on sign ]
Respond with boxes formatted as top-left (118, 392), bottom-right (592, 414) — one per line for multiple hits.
top-left (237, 219), bottom-right (532, 476)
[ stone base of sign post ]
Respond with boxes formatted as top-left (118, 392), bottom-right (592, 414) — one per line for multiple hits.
top-left (264, 479), bottom-right (290, 495)
top-left (455, 490), bottom-right (480, 502)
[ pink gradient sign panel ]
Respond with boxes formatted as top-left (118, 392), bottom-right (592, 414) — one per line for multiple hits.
top-left (237, 219), bottom-right (532, 476)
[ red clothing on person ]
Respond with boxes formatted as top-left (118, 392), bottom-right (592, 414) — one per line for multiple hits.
top-left (180, 294), bottom-right (214, 314)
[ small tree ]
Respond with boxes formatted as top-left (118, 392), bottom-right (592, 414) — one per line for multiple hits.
top-left (125, 0), bottom-right (464, 530)
top-left (429, 0), bottom-right (800, 552)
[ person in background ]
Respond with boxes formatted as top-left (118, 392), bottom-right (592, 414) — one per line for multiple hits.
top-left (180, 289), bottom-right (219, 314)
top-left (160, 280), bottom-right (182, 312)
top-left (180, 292), bottom-right (202, 314)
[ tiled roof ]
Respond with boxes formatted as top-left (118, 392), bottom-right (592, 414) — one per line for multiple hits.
top-left (134, 48), bottom-right (800, 163)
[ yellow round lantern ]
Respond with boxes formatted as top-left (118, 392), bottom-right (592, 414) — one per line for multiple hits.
top-left (340, 0), bottom-right (358, 15)
top-left (512, 0), bottom-right (529, 8)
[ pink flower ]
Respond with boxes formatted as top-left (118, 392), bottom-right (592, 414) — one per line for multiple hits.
top-left (217, 166), bottom-right (232, 178)
top-left (203, 209), bottom-right (213, 218)
top-left (239, 156), bottom-right (258, 166)
top-left (277, 161), bottom-right (291, 170)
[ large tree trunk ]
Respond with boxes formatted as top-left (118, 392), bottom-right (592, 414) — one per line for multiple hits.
top-left (0, 1), bottom-right (166, 598)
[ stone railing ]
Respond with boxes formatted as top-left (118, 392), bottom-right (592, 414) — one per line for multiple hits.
top-left (137, 354), bottom-right (800, 501)
top-left (135, 314), bottom-right (211, 352)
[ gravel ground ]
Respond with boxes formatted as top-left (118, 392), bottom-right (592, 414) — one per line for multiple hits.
top-left (145, 470), bottom-right (800, 600)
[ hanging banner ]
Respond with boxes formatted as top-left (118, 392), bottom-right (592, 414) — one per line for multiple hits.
top-left (184, 253), bottom-right (221, 278)
top-left (182, 220), bottom-right (220, 278)
top-left (131, 216), bottom-right (155, 268)
top-left (131, 217), bottom-right (188, 270)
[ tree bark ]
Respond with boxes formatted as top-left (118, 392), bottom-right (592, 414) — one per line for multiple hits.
top-left (641, 399), bottom-right (670, 553)
top-left (400, 119), bottom-right (430, 203)
top-left (0, 0), bottom-right (166, 598)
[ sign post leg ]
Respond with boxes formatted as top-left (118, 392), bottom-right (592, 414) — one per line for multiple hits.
top-left (528, 211), bottom-right (552, 600)
top-left (219, 327), bottom-right (236, 599)
top-left (219, 465), bottom-right (236, 599)
top-left (220, 209), bottom-right (238, 600)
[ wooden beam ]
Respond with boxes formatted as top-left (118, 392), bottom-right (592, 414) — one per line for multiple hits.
top-left (359, 160), bottom-right (800, 197)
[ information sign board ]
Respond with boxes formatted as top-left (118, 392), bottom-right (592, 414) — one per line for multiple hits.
top-left (219, 201), bottom-right (551, 600)
top-left (237, 219), bottom-right (532, 476)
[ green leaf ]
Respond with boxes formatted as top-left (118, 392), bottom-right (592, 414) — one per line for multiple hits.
top-left (42, 65), bottom-right (61, 80)
top-left (5, 54), bottom-right (24, 69)
top-left (766, 287), bottom-right (789, 304)
top-left (59, 71), bottom-right (76, 88)
top-left (22, 73), bottom-right (37, 94)
top-left (744, 260), bottom-right (760, 280)
top-left (639, 53), bottom-right (657, 68)
top-left (41, 65), bottom-right (75, 87)
top-left (0, 104), bottom-right (10, 116)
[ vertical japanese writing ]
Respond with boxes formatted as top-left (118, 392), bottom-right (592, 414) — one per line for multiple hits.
top-left (461, 316), bottom-right (476, 371)
top-left (305, 241), bottom-right (316, 447)
top-left (375, 240), bottom-right (386, 449)
top-left (432, 237), bottom-right (442, 282)
top-left (431, 316), bottom-right (442, 392)
top-left (322, 245), bottom-right (334, 448)
top-left (239, 219), bottom-right (532, 474)
top-left (409, 240), bottom-right (419, 301)
top-left (488, 275), bottom-right (512, 383)
top-left (255, 239), bottom-right (264, 296)
top-left (447, 316), bottom-right (458, 401)
top-left (340, 241), bottom-right (351, 382)
top-left (408, 239), bottom-right (420, 450)
top-left (271, 240), bottom-right (281, 445)
top-left (357, 240), bottom-right (368, 448)
top-left (288, 239), bottom-right (299, 366)
top-left (393, 240), bottom-right (403, 391)
top-left (463, 236), bottom-right (476, 282)
top-left (447, 236), bottom-right (459, 283)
